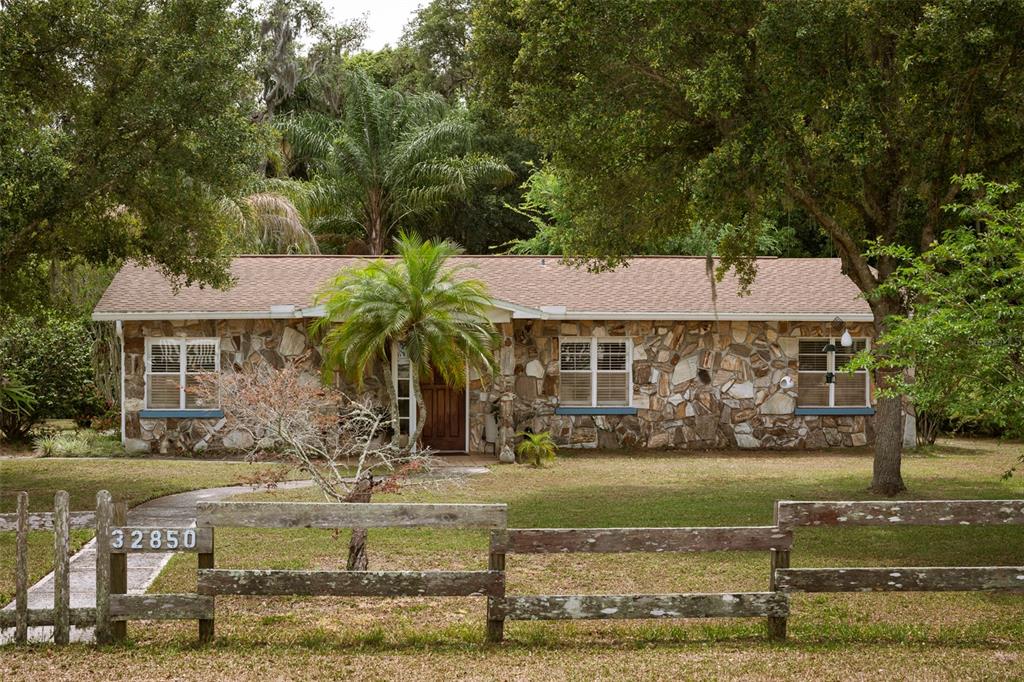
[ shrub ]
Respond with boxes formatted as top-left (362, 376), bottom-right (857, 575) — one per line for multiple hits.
top-left (515, 431), bottom-right (557, 467)
top-left (33, 430), bottom-right (125, 457)
top-left (0, 312), bottom-right (104, 440)
top-left (0, 373), bottom-right (37, 438)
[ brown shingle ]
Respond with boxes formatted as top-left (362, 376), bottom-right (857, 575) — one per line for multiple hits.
top-left (93, 256), bottom-right (871, 319)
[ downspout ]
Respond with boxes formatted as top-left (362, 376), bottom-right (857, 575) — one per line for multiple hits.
top-left (117, 320), bottom-right (125, 445)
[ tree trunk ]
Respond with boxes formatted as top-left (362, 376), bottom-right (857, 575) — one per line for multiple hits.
top-left (367, 195), bottom-right (385, 255)
top-left (871, 387), bottom-right (906, 495)
top-left (870, 295), bottom-right (907, 496)
top-left (344, 476), bottom-right (374, 571)
top-left (409, 370), bottom-right (426, 451)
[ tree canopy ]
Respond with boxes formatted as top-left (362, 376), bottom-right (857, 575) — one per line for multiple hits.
top-left (0, 0), bottom-right (270, 294)
top-left (856, 177), bottom-right (1024, 446)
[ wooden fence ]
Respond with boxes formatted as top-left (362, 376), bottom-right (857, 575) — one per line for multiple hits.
top-left (2, 495), bottom-right (1022, 646)
top-left (194, 501), bottom-right (509, 643)
top-left (772, 500), bottom-right (1024, 607)
top-left (0, 490), bottom-right (215, 644)
top-left (486, 526), bottom-right (793, 642)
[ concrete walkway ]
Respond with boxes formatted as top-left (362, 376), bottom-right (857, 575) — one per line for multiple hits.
top-left (0, 480), bottom-right (315, 644)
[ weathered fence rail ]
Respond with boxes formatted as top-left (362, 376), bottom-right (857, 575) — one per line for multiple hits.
top-left (772, 499), bottom-right (1024, 623)
top-left (487, 525), bottom-right (793, 642)
top-left (198, 569), bottom-right (504, 597)
top-left (776, 499), bottom-right (1024, 529)
top-left (776, 566), bottom-right (1024, 592)
top-left (494, 592), bottom-right (789, 621)
top-left (491, 526), bottom-right (792, 554)
top-left (196, 501), bottom-right (507, 529)
top-left (0, 490), bottom-right (96, 644)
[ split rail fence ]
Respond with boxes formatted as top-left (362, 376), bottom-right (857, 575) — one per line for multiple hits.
top-left (2, 494), bottom-right (1022, 646)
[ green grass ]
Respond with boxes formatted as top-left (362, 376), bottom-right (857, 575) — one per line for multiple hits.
top-left (2, 439), bottom-right (1024, 679)
top-left (0, 457), bottom-right (292, 604)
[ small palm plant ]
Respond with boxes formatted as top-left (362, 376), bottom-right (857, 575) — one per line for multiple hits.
top-left (515, 431), bottom-right (557, 468)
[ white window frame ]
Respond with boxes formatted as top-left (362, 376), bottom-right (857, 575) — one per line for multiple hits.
top-left (558, 337), bottom-right (633, 408)
top-left (796, 336), bottom-right (870, 408)
top-left (391, 341), bottom-right (416, 439)
top-left (144, 337), bottom-right (220, 410)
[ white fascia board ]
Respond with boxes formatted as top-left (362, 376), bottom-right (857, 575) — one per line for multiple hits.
top-left (92, 309), bottom-right (316, 321)
top-left (511, 310), bottom-right (874, 322)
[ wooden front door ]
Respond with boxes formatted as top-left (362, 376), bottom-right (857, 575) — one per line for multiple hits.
top-left (420, 369), bottom-right (466, 452)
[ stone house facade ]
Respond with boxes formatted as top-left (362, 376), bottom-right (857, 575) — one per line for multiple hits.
top-left (97, 256), bottom-right (878, 456)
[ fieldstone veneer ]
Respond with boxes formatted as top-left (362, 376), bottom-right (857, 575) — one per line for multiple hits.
top-left (123, 319), bottom-right (343, 454)
top-left (122, 318), bottom-right (874, 454)
top-left (470, 319), bottom-right (875, 452)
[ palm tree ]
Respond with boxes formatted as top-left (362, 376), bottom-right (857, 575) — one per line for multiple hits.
top-left (313, 232), bottom-right (499, 448)
top-left (220, 175), bottom-right (320, 254)
top-left (280, 70), bottom-right (513, 255)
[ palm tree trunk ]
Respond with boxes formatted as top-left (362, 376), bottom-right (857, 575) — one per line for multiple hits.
top-left (367, 192), bottom-right (386, 255)
top-left (409, 370), bottom-right (426, 451)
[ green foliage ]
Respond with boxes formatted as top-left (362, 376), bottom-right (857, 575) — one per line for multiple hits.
top-left (280, 70), bottom-right (514, 254)
top-left (0, 374), bottom-right (37, 432)
top-left (474, 0), bottom-right (1024, 292)
top-left (503, 166), bottom-right (804, 258)
top-left (0, 312), bottom-right (103, 440)
top-left (314, 232), bottom-right (500, 444)
top-left (33, 430), bottom-right (125, 458)
top-left (514, 431), bottom-right (557, 467)
top-left (0, 0), bottom-right (269, 293)
top-left (853, 178), bottom-right (1024, 445)
top-left (400, 0), bottom-right (472, 101)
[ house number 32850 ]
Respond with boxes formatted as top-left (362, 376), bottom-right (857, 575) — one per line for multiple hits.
top-left (110, 528), bottom-right (197, 551)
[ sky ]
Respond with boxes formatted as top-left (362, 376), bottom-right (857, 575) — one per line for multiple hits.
top-left (322, 0), bottom-right (425, 50)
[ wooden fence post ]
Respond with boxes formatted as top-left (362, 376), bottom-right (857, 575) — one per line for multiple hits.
top-left (53, 491), bottom-right (70, 645)
top-left (15, 491), bottom-right (29, 644)
top-left (94, 490), bottom-right (113, 644)
top-left (486, 531), bottom-right (506, 643)
top-left (111, 502), bottom-right (128, 642)
top-left (198, 529), bottom-right (214, 644)
top-left (768, 500), bottom-right (790, 642)
top-left (767, 548), bottom-right (790, 640)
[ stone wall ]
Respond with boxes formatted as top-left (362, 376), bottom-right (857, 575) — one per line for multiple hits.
top-left (123, 317), bottom-right (875, 454)
top-left (121, 319), bottom-right (382, 454)
top-left (468, 319), bottom-right (875, 452)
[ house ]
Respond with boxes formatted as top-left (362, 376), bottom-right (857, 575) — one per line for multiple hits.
top-left (92, 256), bottom-right (877, 455)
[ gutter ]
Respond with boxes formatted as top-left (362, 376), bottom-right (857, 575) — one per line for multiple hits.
top-left (116, 320), bottom-right (125, 446)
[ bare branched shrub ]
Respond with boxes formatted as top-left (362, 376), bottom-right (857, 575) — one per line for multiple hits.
top-left (192, 357), bottom-right (452, 569)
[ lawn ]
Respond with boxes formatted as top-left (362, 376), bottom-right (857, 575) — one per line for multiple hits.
top-left (0, 458), bottom-right (292, 604)
top-left (2, 439), bottom-right (1024, 680)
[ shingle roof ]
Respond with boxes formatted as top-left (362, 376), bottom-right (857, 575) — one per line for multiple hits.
top-left (93, 256), bottom-right (872, 320)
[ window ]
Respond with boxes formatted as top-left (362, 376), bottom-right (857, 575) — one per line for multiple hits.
top-left (559, 338), bottom-right (631, 407)
top-left (145, 338), bottom-right (219, 410)
top-left (394, 343), bottom-right (413, 436)
top-left (797, 338), bottom-right (869, 407)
